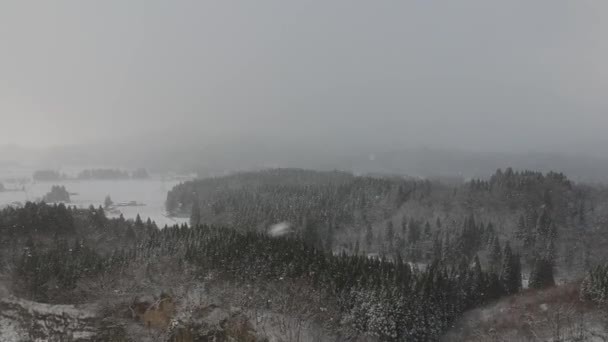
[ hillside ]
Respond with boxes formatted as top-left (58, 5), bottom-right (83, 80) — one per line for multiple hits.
top-left (167, 168), bottom-right (608, 279)
top-left (1, 202), bottom-right (509, 341)
top-left (3, 168), bottom-right (608, 340)
top-left (0, 285), bottom-right (98, 341)
top-left (443, 283), bottom-right (608, 341)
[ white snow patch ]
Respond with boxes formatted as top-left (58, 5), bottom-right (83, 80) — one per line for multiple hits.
top-left (268, 222), bottom-right (291, 237)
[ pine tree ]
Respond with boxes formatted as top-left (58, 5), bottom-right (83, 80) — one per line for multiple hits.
top-left (190, 197), bottom-right (201, 227)
top-left (385, 221), bottom-right (395, 242)
top-left (104, 195), bottom-right (113, 209)
top-left (325, 224), bottom-right (335, 252)
top-left (408, 218), bottom-right (420, 244)
top-left (536, 207), bottom-right (552, 239)
top-left (471, 255), bottom-right (486, 304)
top-left (488, 237), bottom-right (502, 273)
top-left (135, 214), bottom-right (144, 229)
top-left (424, 221), bottom-right (431, 238)
top-left (485, 272), bottom-right (504, 300)
top-left (441, 232), bottom-right (452, 262)
top-left (501, 243), bottom-right (522, 295)
top-left (365, 223), bottom-right (373, 248)
top-left (529, 235), bottom-right (557, 289)
top-left (516, 214), bottom-right (527, 241)
top-left (303, 220), bottom-right (320, 249)
top-left (528, 258), bottom-right (555, 289)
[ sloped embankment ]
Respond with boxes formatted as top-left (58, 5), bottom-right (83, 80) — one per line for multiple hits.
top-left (442, 283), bottom-right (608, 342)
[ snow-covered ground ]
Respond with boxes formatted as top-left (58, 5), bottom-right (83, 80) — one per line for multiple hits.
top-left (0, 167), bottom-right (191, 227)
top-left (0, 281), bottom-right (99, 342)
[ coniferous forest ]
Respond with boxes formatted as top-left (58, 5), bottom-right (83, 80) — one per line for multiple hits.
top-left (3, 168), bottom-right (608, 341)
top-left (4, 3), bottom-right (608, 340)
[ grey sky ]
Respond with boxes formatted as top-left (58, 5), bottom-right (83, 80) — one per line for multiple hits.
top-left (0, 1), bottom-right (607, 153)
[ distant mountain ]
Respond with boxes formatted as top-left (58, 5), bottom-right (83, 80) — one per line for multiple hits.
top-left (4, 140), bottom-right (608, 183)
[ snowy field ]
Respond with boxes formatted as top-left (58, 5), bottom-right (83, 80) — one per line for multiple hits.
top-left (0, 166), bottom-right (191, 227)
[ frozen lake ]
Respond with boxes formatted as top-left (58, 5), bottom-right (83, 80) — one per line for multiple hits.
top-left (0, 169), bottom-right (191, 227)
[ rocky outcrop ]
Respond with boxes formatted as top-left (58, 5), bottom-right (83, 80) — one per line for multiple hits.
top-left (0, 288), bottom-right (328, 342)
top-left (0, 295), bottom-right (98, 341)
top-left (0, 293), bottom-right (264, 342)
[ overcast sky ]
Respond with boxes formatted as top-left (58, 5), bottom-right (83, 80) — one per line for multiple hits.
top-left (0, 1), bottom-right (607, 154)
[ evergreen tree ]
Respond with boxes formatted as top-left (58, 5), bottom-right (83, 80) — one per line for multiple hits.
top-left (424, 221), bottom-right (431, 238)
top-left (104, 195), bottom-right (113, 209)
top-left (485, 272), bottom-right (504, 300)
top-left (385, 221), bottom-right (395, 242)
top-left (135, 214), bottom-right (144, 230)
top-left (528, 258), bottom-right (555, 289)
top-left (432, 234), bottom-right (443, 260)
top-left (516, 214), bottom-right (528, 243)
top-left (365, 223), bottom-right (373, 248)
top-left (407, 218), bottom-right (420, 244)
top-left (501, 243), bottom-right (522, 295)
top-left (471, 255), bottom-right (486, 305)
top-left (325, 224), bottom-right (335, 252)
top-left (303, 219), bottom-right (320, 249)
top-left (441, 232), bottom-right (452, 262)
top-left (536, 207), bottom-right (552, 239)
top-left (488, 237), bottom-right (502, 273)
top-left (190, 197), bottom-right (201, 227)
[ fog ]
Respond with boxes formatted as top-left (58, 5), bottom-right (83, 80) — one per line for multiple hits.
top-left (1, 1), bottom-right (608, 177)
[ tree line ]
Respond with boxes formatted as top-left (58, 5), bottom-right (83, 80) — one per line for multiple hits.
top-left (1, 202), bottom-right (525, 341)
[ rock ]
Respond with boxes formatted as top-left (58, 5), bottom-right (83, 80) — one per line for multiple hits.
top-left (0, 295), bottom-right (98, 341)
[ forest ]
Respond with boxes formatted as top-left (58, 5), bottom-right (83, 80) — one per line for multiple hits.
top-left (168, 168), bottom-right (608, 279)
top-left (1, 201), bottom-right (523, 341)
top-left (2, 167), bottom-right (607, 340)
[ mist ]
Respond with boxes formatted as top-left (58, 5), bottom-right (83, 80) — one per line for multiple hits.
top-left (5, 3), bottom-right (608, 340)
top-left (1, 1), bottom-right (608, 177)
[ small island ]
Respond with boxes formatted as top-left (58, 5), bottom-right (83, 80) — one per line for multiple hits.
top-left (42, 185), bottom-right (71, 203)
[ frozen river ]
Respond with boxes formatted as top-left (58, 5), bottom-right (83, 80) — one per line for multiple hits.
top-left (0, 170), bottom-right (190, 227)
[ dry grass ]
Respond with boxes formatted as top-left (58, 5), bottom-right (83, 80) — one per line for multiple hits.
top-left (443, 282), bottom-right (608, 342)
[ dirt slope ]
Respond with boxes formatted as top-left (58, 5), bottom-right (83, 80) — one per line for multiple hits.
top-left (443, 283), bottom-right (608, 342)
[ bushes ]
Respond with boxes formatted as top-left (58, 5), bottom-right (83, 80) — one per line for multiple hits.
top-left (581, 264), bottom-right (608, 306)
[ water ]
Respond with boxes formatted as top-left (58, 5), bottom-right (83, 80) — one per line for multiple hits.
top-left (0, 168), bottom-right (190, 227)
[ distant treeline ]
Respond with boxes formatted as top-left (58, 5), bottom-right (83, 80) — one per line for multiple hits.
top-left (32, 170), bottom-right (67, 181)
top-left (167, 168), bottom-right (422, 237)
top-left (77, 169), bottom-right (129, 180)
top-left (167, 167), bottom-right (608, 281)
top-left (33, 168), bottom-right (149, 181)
